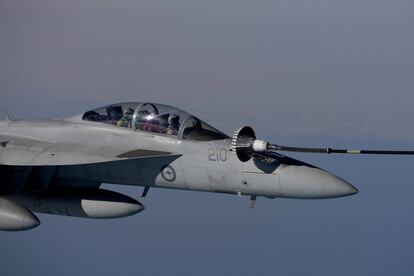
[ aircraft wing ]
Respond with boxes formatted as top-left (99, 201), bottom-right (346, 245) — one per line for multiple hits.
top-left (0, 134), bottom-right (179, 166)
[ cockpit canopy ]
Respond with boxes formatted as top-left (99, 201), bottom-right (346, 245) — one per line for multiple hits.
top-left (81, 102), bottom-right (229, 141)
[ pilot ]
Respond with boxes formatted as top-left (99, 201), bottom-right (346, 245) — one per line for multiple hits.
top-left (165, 114), bottom-right (180, 135)
top-left (117, 108), bottom-right (134, 128)
top-left (182, 118), bottom-right (203, 139)
top-left (145, 111), bottom-right (161, 132)
top-left (135, 110), bottom-right (150, 130)
top-left (193, 119), bottom-right (202, 129)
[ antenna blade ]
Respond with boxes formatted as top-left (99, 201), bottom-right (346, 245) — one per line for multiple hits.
top-left (248, 196), bottom-right (257, 208)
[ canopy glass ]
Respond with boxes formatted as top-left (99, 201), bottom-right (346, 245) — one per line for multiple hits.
top-left (82, 102), bottom-right (229, 141)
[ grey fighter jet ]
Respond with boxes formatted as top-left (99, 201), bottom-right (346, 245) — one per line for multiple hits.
top-left (1, 102), bottom-right (413, 231)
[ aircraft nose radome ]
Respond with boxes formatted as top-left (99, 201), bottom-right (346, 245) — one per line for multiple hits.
top-left (279, 165), bottom-right (358, 199)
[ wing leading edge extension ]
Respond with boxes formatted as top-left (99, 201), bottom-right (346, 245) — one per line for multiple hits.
top-left (0, 135), bottom-right (181, 166)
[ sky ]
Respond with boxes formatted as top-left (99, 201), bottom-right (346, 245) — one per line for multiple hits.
top-left (0, 0), bottom-right (414, 275)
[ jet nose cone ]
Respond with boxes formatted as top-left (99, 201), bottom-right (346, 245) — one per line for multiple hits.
top-left (328, 176), bottom-right (358, 198)
top-left (279, 165), bottom-right (358, 199)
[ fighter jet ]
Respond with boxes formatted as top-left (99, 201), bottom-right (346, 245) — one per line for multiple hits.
top-left (1, 102), bottom-right (413, 231)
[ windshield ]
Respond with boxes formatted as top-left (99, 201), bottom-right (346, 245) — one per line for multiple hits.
top-left (180, 116), bottom-right (228, 141)
top-left (82, 102), bottom-right (229, 141)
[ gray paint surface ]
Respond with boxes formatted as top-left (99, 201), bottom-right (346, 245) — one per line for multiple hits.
top-left (0, 111), bottom-right (356, 199)
top-left (1, 1), bottom-right (414, 275)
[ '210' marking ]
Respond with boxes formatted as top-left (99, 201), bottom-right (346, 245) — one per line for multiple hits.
top-left (208, 148), bottom-right (227, 162)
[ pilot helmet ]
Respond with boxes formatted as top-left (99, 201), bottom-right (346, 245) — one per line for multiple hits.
top-left (138, 110), bottom-right (150, 118)
top-left (124, 108), bottom-right (134, 120)
top-left (168, 114), bottom-right (179, 125)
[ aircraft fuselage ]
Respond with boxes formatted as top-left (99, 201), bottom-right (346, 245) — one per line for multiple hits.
top-left (0, 119), bottom-right (357, 199)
